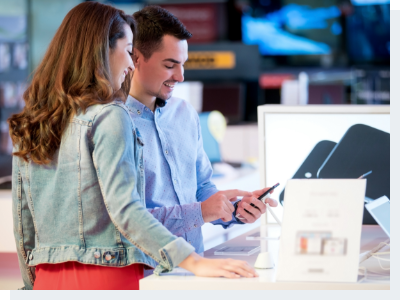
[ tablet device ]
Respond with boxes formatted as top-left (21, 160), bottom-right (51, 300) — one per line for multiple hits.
top-left (246, 232), bottom-right (280, 240)
top-left (317, 124), bottom-right (389, 224)
top-left (214, 246), bottom-right (260, 256)
top-left (279, 140), bottom-right (337, 205)
top-left (365, 196), bottom-right (390, 237)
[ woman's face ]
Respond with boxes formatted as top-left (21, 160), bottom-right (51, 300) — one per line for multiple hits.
top-left (109, 23), bottom-right (134, 91)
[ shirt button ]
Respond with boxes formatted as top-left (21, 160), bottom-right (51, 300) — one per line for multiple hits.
top-left (105, 253), bottom-right (112, 261)
top-left (29, 253), bottom-right (33, 260)
top-left (94, 251), bottom-right (101, 259)
top-left (165, 150), bottom-right (168, 155)
top-left (194, 224), bottom-right (197, 228)
top-left (137, 110), bottom-right (141, 115)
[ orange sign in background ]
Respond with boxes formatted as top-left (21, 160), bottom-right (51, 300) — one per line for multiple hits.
top-left (185, 51), bottom-right (236, 70)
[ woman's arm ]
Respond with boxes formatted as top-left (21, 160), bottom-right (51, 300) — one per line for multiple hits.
top-left (91, 104), bottom-right (194, 274)
top-left (91, 103), bottom-right (258, 278)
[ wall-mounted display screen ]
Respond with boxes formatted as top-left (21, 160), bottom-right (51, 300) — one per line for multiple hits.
top-left (242, 3), bottom-right (341, 56)
top-left (242, 0), bottom-right (389, 65)
top-left (346, 3), bottom-right (390, 63)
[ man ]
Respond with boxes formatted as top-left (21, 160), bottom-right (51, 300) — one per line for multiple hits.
top-left (126, 5), bottom-right (277, 254)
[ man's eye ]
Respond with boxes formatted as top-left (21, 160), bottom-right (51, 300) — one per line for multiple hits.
top-left (128, 51), bottom-right (133, 55)
top-left (165, 65), bottom-right (174, 69)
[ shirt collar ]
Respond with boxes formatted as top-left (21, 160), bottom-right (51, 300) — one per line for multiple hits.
top-left (126, 95), bottom-right (147, 112)
top-left (126, 95), bottom-right (167, 116)
top-left (125, 95), bottom-right (153, 119)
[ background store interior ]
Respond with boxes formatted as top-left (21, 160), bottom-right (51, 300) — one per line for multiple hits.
top-left (0, 0), bottom-right (390, 188)
top-left (0, 0), bottom-right (391, 289)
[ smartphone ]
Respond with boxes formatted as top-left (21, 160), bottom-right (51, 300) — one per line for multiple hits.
top-left (248, 183), bottom-right (280, 210)
top-left (279, 140), bottom-right (337, 205)
top-left (258, 182), bottom-right (280, 203)
top-left (235, 183), bottom-right (280, 219)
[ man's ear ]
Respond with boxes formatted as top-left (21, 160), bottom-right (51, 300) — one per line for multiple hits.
top-left (133, 48), bottom-right (141, 66)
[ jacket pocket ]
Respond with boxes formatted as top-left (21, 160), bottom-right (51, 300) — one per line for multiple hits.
top-left (98, 249), bottom-right (125, 266)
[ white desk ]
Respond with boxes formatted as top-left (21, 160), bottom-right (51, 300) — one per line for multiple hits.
top-left (0, 190), bottom-right (15, 252)
top-left (140, 225), bottom-right (390, 290)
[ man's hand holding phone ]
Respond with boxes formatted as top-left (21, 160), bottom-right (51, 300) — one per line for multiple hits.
top-left (201, 189), bottom-right (252, 223)
top-left (235, 187), bottom-right (279, 224)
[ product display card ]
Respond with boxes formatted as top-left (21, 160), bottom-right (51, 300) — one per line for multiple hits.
top-left (276, 179), bottom-right (366, 283)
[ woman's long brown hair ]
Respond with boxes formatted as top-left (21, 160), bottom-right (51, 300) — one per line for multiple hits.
top-left (8, 2), bottom-right (135, 165)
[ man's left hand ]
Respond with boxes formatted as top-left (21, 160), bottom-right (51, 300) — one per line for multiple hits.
top-left (235, 187), bottom-right (278, 224)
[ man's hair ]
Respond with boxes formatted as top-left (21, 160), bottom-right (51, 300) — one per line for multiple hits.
top-left (133, 5), bottom-right (192, 60)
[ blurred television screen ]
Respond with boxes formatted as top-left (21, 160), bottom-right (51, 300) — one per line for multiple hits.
top-left (350, 0), bottom-right (390, 5)
top-left (242, 0), bottom-right (389, 66)
top-left (242, 0), bottom-right (342, 57)
top-left (346, 3), bottom-right (390, 63)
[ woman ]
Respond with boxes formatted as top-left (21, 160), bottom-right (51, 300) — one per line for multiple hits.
top-left (8, 2), bottom-right (257, 290)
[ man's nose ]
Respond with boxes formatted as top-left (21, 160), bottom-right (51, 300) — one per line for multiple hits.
top-left (173, 65), bottom-right (184, 82)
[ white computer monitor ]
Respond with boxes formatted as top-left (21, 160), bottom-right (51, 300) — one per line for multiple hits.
top-left (257, 105), bottom-right (390, 223)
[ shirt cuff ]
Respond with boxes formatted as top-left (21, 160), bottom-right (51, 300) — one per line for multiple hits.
top-left (231, 211), bottom-right (245, 225)
top-left (182, 202), bottom-right (205, 232)
top-left (154, 237), bottom-right (195, 275)
top-left (233, 200), bottom-right (245, 224)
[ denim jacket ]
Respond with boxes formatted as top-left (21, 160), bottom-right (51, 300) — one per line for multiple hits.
top-left (12, 101), bottom-right (195, 290)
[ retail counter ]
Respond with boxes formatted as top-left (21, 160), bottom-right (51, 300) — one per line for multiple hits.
top-left (140, 225), bottom-right (390, 290)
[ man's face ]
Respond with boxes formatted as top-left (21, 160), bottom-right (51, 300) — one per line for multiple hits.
top-left (134, 34), bottom-right (188, 101)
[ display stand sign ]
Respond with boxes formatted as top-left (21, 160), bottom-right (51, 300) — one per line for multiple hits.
top-left (276, 179), bottom-right (366, 283)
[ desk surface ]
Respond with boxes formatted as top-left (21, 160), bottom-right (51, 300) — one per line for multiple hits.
top-left (140, 225), bottom-right (389, 290)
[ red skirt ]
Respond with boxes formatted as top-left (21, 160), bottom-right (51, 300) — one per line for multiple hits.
top-left (33, 261), bottom-right (144, 290)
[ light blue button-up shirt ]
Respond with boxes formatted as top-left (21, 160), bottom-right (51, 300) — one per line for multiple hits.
top-left (125, 95), bottom-right (240, 253)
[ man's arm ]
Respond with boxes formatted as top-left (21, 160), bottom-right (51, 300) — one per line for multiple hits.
top-left (147, 202), bottom-right (204, 236)
top-left (194, 113), bottom-right (251, 228)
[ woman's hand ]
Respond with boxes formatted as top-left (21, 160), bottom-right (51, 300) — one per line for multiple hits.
top-left (178, 252), bottom-right (258, 278)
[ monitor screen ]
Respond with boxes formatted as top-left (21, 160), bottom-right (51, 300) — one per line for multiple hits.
top-left (259, 105), bottom-right (390, 224)
top-left (241, 0), bottom-right (389, 65)
top-left (346, 3), bottom-right (390, 63)
top-left (350, 0), bottom-right (390, 6)
top-left (242, 1), bottom-right (342, 56)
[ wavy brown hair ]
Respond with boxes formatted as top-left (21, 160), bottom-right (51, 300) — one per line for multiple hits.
top-left (8, 2), bottom-right (135, 165)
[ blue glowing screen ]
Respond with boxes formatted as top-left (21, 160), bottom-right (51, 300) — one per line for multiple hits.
top-left (242, 4), bottom-right (341, 56)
